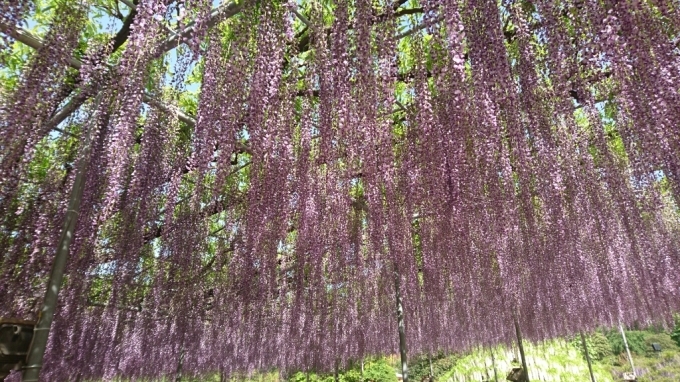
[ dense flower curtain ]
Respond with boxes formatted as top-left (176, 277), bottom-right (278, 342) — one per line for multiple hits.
top-left (1, 0), bottom-right (679, 379)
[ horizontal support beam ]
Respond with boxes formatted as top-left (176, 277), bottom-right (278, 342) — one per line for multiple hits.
top-left (1, 23), bottom-right (200, 130)
top-left (0, 21), bottom-right (83, 69)
top-left (156, 1), bottom-right (245, 54)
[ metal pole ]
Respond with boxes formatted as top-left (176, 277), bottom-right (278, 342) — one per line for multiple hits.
top-left (428, 354), bottom-right (433, 377)
top-left (619, 323), bottom-right (636, 375)
top-left (22, 99), bottom-right (101, 382)
top-left (513, 315), bottom-right (530, 382)
top-left (580, 332), bottom-right (596, 382)
top-left (395, 273), bottom-right (408, 382)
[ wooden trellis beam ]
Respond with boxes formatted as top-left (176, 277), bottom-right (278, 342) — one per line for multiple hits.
top-left (157, 0), bottom-right (247, 53)
top-left (1, 23), bottom-right (197, 127)
top-left (0, 0), bottom-right (247, 129)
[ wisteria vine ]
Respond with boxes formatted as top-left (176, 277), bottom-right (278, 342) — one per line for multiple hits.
top-left (1, 0), bottom-right (680, 380)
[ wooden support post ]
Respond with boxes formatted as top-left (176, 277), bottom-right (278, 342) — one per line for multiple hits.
top-left (580, 331), bottom-right (596, 382)
top-left (513, 315), bottom-right (530, 382)
top-left (22, 98), bottom-right (101, 382)
top-left (175, 347), bottom-right (185, 382)
top-left (395, 273), bottom-right (408, 382)
top-left (619, 323), bottom-right (636, 376)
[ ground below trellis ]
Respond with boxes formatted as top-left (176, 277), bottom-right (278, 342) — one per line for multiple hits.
top-left (50, 324), bottom-right (680, 382)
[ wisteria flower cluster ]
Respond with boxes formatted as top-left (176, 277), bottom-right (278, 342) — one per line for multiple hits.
top-left (1, 0), bottom-right (680, 380)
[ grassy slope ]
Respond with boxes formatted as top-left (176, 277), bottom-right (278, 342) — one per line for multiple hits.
top-left (439, 341), bottom-right (613, 382)
top-left (436, 331), bottom-right (680, 382)
top-left (71, 327), bottom-right (680, 381)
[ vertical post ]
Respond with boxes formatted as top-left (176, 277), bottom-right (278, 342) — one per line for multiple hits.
top-left (490, 349), bottom-right (498, 382)
top-left (619, 323), bottom-right (635, 375)
top-left (174, 347), bottom-right (185, 382)
top-left (579, 332), bottom-right (596, 382)
top-left (428, 354), bottom-right (433, 377)
top-left (22, 99), bottom-right (100, 382)
top-left (513, 315), bottom-right (529, 382)
top-left (360, 359), bottom-right (364, 381)
top-left (394, 273), bottom-right (408, 382)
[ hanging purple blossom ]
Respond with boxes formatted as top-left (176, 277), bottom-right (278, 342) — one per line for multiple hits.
top-left (1, 0), bottom-right (680, 379)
